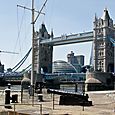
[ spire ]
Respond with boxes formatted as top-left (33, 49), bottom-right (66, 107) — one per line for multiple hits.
top-left (40, 23), bottom-right (47, 33)
top-left (94, 13), bottom-right (98, 22)
top-left (39, 23), bottom-right (48, 38)
top-left (102, 8), bottom-right (110, 20)
top-left (94, 13), bottom-right (98, 27)
top-left (50, 28), bottom-right (54, 38)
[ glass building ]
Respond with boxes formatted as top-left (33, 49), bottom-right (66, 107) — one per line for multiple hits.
top-left (52, 60), bottom-right (78, 73)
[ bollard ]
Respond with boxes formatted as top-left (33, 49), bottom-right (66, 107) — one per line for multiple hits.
top-left (13, 104), bottom-right (16, 112)
top-left (4, 88), bottom-right (12, 109)
top-left (38, 94), bottom-right (43, 102)
top-left (11, 94), bottom-right (18, 103)
top-left (8, 83), bottom-right (11, 89)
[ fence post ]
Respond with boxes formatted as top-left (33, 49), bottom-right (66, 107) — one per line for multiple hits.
top-left (14, 104), bottom-right (16, 115)
top-left (40, 104), bottom-right (42, 115)
top-left (53, 94), bottom-right (54, 110)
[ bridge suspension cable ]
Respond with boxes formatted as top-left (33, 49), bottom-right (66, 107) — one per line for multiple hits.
top-left (12, 47), bottom-right (32, 71)
top-left (20, 64), bottom-right (32, 74)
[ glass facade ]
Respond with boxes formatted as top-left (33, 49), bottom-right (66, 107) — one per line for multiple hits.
top-left (52, 60), bottom-right (78, 73)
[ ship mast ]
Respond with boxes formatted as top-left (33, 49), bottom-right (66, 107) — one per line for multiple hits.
top-left (17, 0), bottom-right (48, 105)
top-left (31, 0), bottom-right (35, 86)
top-left (31, 0), bottom-right (48, 87)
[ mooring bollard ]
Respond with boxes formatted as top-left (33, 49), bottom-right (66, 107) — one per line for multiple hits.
top-left (4, 88), bottom-right (12, 109)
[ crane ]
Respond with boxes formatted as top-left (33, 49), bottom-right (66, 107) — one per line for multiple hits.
top-left (0, 50), bottom-right (18, 54)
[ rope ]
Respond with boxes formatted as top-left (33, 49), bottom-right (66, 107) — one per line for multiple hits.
top-left (16, 6), bottom-right (26, 55)
top-left (9, 6), bottom-right (26, 67)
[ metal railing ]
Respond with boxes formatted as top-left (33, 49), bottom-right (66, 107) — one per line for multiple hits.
top-left (0, 103), bottom-right (42, 115)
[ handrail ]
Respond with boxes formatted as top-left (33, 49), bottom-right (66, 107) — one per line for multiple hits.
top-left (0, 103), bottom-right (42, 115)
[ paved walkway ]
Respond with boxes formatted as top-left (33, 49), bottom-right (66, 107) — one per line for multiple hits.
top-left (0, 89), bottom-right (115, 115)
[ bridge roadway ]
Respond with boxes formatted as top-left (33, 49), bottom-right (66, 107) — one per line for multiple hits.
top-left (0, 72), bottom-right (23, 85)
top-left (40, 31), bottom-right (93, 46)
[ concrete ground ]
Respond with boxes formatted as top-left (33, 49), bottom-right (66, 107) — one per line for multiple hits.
top-left (0, 89), bottom-right (115, 115)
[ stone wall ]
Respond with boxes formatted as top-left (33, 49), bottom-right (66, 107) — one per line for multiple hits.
top-left (85, 71), bottom-right (114, 91)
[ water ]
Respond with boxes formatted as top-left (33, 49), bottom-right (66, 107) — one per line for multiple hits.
top-left (0, 85), bottom-right (21, 91)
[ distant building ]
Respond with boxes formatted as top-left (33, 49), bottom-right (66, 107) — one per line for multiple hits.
top-left (67, 51), bottom-right (84, 66)
top-left (75, 55), bottom-right (84, 66)
top-left (67, 51), bottom-right (84, 72)
top-left (0, 61), bottom-right (4, 73)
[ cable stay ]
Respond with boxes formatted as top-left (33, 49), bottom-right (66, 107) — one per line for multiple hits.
top-left (12, 47), bottom-right (32, 71)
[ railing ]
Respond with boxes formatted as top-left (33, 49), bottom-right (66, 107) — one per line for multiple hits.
top-left (44, 73), bottom-right (86, 81)
top-left (0, 103), bottom-right (43, 115)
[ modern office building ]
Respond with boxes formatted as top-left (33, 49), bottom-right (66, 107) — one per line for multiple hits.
top-left (67, 51), bottom-right (84, 72)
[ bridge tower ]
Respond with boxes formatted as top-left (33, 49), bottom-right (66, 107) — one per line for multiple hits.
top-left (37, 23), bottom-right (53, 74)
top-left (85, 9), bottom-right (115, 91)
top-left (93, 8), bottom-right (115, 72)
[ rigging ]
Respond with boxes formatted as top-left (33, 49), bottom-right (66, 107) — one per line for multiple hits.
top-left (0, 50), bottom-right (18, 54)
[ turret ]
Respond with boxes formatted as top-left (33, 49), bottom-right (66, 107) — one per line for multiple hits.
top-left (39, 23), bottom-right (50, 39)
top-left (101, 8), bottom-right (113, 28)
top-left (102, 8), bottom-right (110, 20)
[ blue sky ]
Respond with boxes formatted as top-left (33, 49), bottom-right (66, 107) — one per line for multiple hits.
top-left (0, 0), bottom-right (115, 71)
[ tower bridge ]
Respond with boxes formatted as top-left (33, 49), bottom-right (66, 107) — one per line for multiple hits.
top-left (30, 8), bottom-right (115, 91)
top-left (34, 9), bottom-right (115, 74)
